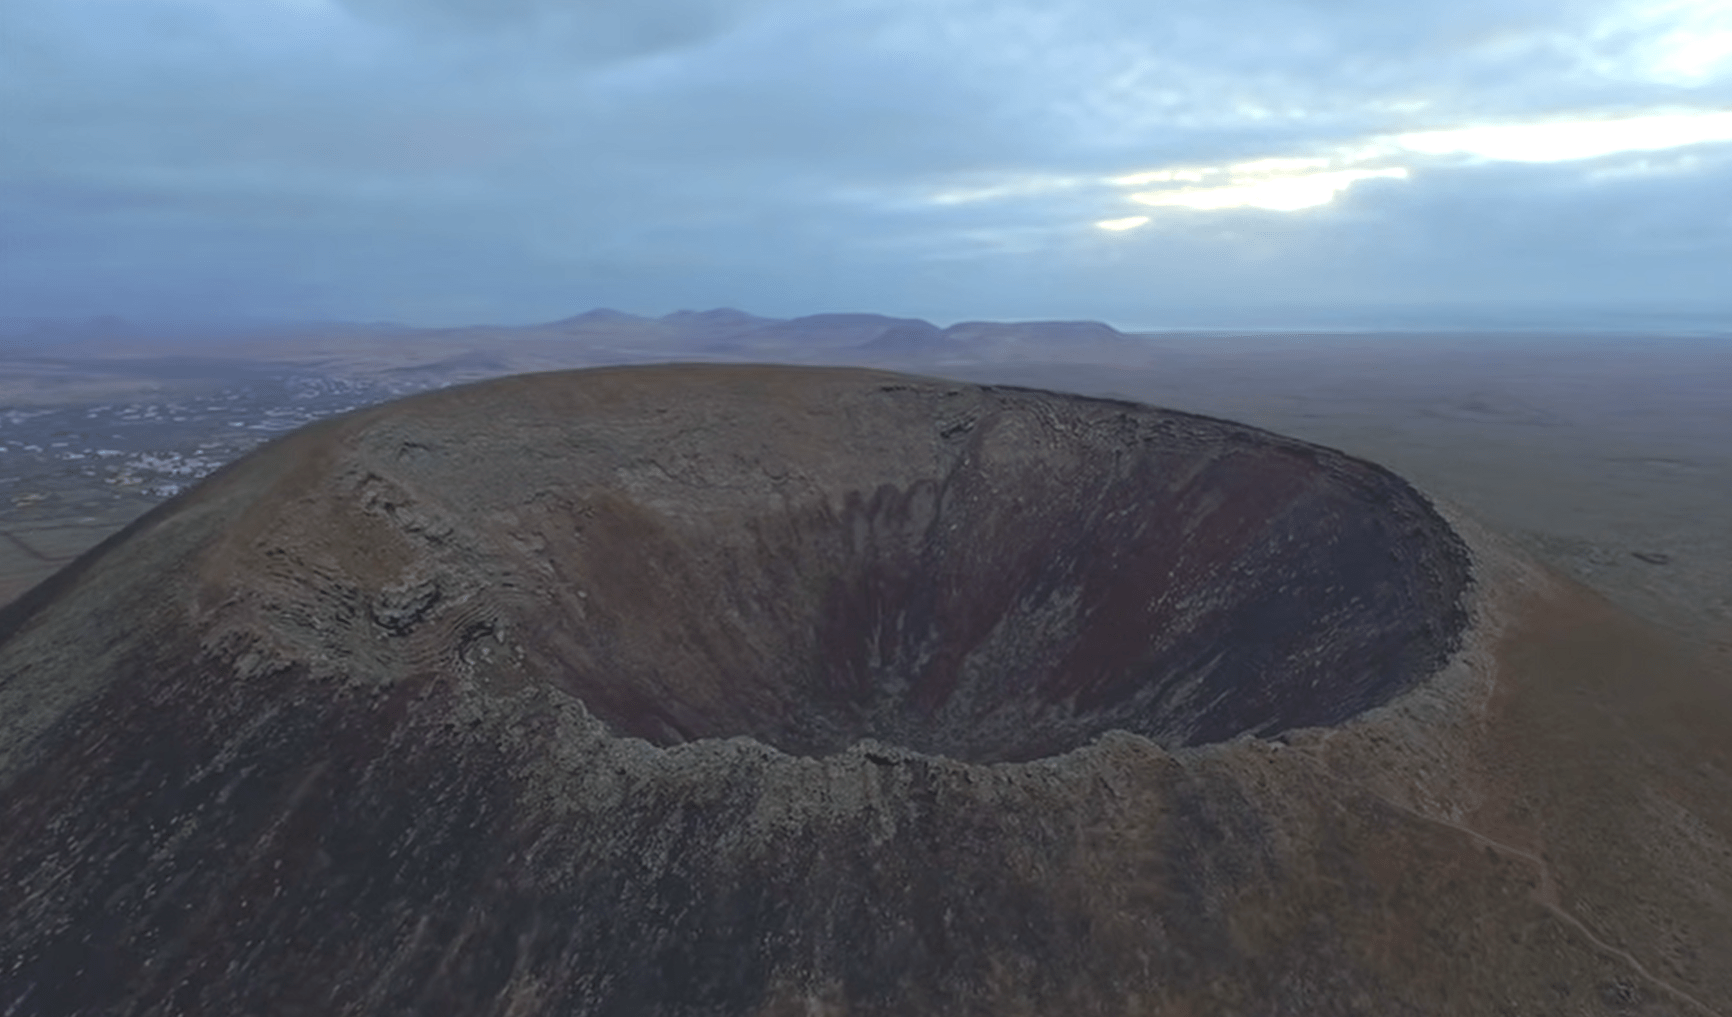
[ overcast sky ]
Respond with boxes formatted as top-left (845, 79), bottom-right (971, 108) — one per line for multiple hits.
top-left (4, 0), bottom-right (1731, 329)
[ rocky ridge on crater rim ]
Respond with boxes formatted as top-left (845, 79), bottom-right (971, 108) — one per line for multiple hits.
top-left (1, 364), bottom-right (1729, 1016)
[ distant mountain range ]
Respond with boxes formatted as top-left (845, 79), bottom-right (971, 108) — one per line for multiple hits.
top-left (0, 307), bottom-right (1148, 372)
top-left (527, 308), bottom-right (1137, 357)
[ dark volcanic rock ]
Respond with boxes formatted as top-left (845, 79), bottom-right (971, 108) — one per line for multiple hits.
top-left (660, 307), bottom-right (774, 329)
top-left (2, 365), bottom-right (1730, 1016)
top-left (942, 319), bottom-right (1130, 345)
top-left (546, 308), bottom-right (650, 329)
top-left (740, 312), bottom-right (942, 349)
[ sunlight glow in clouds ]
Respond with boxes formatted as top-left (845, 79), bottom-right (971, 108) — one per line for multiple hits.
top-left (1127, 167), bottom-right (1408, 213)
top-left (1099, 108), bottom-right (1732, 229)
top-left (1395, 110), bottom-right (1732, 163)
top-left (1649, 27), bottom-right (1732, 81)
top-left (928, 177), bottom-right (1085, 206)
top-left (1620, 0), bottom-right (1732, 84)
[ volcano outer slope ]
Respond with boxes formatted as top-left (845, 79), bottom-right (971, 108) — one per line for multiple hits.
top-left (1, 365), bottom-right (1730, 1016)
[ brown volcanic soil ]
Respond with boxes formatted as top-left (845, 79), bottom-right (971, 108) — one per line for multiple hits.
top-left (0, 364), bottom-right (1729, 1015)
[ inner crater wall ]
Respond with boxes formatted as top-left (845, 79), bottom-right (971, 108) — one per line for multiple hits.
top-left (286, 366), bottom-right (1473, 763)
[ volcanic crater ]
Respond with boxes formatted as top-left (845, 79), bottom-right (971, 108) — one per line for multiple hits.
top-left (3, 364), bottom-right (1729, 1017)
top-left (410, 368), bottom-right (1474, 765)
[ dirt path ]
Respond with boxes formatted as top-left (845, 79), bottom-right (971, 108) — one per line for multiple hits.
top-left (1294, 749), bottom-right (1726, 1017)
top-left (0, 522), bottom-right (127, 608)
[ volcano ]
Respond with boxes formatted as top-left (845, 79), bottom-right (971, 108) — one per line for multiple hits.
top-left (1, 365), bottom-right (1728, 1015)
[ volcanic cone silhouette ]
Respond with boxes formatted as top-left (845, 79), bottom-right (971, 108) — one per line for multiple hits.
top-left (2, 365), bottom-right (1729, 1015)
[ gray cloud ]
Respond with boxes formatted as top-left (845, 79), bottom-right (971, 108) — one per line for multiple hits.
top-left (335, 0), bottom-right (779, 61)
top-left (2, 0), bottom-right (1729, 327)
